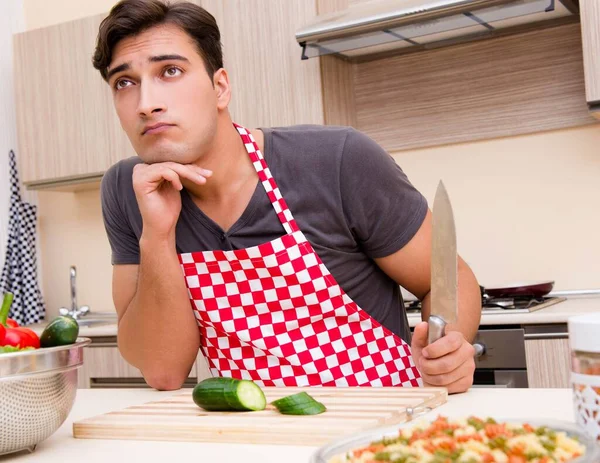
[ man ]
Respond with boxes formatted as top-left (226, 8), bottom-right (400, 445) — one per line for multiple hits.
top-left (95, 0), bottom-right (482, 392)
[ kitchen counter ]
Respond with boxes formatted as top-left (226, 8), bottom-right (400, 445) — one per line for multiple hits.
top-left (0, 388), bottom-right (578, 463)
top-left (25, 296), bottom-right (600, 338)
top-left (408, 295), bottom-right (600, 327)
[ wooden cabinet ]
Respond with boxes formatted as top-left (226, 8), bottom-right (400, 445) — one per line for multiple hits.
top-left (13, 14), bottom-right (135, 189)
top-left (78, 339), bottom-right (212, 389)
top-left (525, 337), bottom-right (571, 389)
top-left (13, 1), bottom-right (323, 190)
top-left (580, 0), bottom-right (600, 117)
top-left (198, 0), bottom-right (323, 130)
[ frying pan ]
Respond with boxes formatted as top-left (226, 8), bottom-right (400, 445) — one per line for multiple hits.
top-left (481, 280), bottom-right (555, 299)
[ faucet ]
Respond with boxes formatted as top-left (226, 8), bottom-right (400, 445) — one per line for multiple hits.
top-left (58, 266), bottom-right (90, 320)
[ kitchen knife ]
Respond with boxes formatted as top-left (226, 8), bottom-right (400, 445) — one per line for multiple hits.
top-left (428, 180), bottom-right (458, 345)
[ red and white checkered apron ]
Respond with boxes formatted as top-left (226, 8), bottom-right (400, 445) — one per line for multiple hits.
top-left (178, 123), bottom-right (422, 387)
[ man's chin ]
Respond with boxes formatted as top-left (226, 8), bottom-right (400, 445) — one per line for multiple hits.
top-left (137, 148), bottom-right (196, 165)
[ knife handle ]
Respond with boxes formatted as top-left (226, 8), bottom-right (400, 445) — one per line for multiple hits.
top-left (427, 315), bottom-right (447, 345)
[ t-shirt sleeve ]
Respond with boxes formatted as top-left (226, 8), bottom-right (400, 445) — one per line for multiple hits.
top-left (100, 163), bottom-right (141, 265)
top-left (340, 128), bottom-right (428, 258)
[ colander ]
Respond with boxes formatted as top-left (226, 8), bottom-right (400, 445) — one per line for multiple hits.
top-left (0, 337), bottom-right (91, 456)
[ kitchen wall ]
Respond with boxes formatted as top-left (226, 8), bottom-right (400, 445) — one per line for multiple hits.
top-left (0, 1), bottom-right (26, 263)
top-left (23, 0), bottom-right (600, 318)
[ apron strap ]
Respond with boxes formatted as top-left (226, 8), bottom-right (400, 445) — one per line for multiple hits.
top-left (234, 123), bottom-right (299, 235)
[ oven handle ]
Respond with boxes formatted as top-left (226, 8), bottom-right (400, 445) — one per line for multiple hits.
top-left (523, 332), bottom-right (568, 340)
top-left (472, 382), bottom-right (512, 388)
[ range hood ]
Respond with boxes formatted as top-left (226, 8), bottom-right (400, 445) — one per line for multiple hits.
top-left (296, 0), bottom-right (579, 60)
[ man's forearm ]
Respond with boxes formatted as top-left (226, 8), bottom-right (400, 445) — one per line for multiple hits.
top-left (420, 257), bottom-right (481, 342)
top-left (118, 235), bottom-right (200, 389)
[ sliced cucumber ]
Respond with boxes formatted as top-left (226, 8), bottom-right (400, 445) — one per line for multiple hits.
top-left (271, 392), bottom-right (327, 415)
top-left (271, 392), bottom-right (315, 409)
top-left (192, 377), bottom-right (266, 412)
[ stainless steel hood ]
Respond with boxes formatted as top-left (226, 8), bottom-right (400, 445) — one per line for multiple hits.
top-left (296, 0), bottom-right (579, 60)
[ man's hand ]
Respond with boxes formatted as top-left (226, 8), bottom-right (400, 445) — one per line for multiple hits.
top-left (132, 162), bottom-right (212, 240)
top-left (411, 321), bottom-right (475, 394)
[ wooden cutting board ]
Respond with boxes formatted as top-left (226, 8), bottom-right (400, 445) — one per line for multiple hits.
top-left (73, 387), bottom-right (447, 446)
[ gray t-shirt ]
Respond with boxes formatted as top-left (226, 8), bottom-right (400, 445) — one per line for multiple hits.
top-left (101, 125), bottom-right (428, 342)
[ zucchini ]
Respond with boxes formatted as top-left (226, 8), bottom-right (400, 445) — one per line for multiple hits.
top-left (271, 392), bottom-right (327, 415)
top-left (40, 316), bottom-right (79, 348)
top-left (192, 377), bottom-right (266, 412)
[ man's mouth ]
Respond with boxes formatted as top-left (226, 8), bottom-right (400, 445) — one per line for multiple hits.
top-left (142, 123), bottom-right (175, 135)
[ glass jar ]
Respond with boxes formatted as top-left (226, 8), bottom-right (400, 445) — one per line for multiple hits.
top-left (568, 313), bottom-right (600, 442)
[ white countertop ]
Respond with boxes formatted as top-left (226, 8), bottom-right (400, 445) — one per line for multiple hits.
top-left (408, 295), bottom-right (600, 327)
top-left (26, 296), bottom-right (600, 338)
top-left (1, 388), bottom-right (578, 462)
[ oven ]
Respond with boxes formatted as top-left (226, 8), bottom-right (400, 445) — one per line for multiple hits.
top-left (404, 290), bottom-right (568, 388)
top-left (471, 327), bottom-right (528, 388)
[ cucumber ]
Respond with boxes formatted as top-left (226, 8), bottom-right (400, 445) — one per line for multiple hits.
top-left (192, 377), bottom-right (266, 412)
top-left (271, 392), bottom-right (316, 409)
top-left (271, 392), bottom-right (327, 415)
top-left (40, 316), bottom-right (79, 348)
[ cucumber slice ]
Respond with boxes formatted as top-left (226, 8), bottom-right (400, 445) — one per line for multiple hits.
top-left (271, 392), bottom-right (316, 410)
top-left (192, 377), bottom-right (266, 412)
top-left (271, 392), bottom-right (327, 415)
top-left (277, 400), bottom-right (327, 416)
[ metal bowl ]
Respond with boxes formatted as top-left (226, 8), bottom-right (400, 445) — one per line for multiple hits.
top-left (0, 337), bottom-right (91, 456)
top-left (311, 417), bottom-right (600, 463)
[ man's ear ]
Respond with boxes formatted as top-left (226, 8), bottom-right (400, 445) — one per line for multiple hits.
top-left (213, 68), bottom-right (231, 110)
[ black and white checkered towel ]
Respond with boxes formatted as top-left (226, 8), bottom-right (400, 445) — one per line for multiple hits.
top-left (0, 150), bottom-right (45, 325)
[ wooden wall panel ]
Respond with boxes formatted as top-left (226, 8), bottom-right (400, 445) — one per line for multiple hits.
top-left (353, 22), bottom-right (597, 152)
top-left (316, 0), bottom-right (357, 127)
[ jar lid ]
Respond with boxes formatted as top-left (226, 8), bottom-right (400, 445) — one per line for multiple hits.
top-left (568, 313), bottom-right (600, 353)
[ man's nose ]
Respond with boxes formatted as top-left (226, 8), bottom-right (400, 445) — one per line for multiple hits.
top-left (137, 83), bottom-right (166, 117)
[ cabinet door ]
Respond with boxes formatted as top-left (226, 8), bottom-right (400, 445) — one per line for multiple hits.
top-left (525, 338), bottom-right (571, 388)
top-left (78, 344), bottom-right (203, 389)
top-left (580, 0), bottom-right (600, 116)
top-left (13, 13), bottom-right (135, 187)
top-left (198, 0), bottom-right (324, 129)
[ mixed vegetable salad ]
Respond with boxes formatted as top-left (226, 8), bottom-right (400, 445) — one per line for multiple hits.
top-left (332, 416), bottom-right (586, 463)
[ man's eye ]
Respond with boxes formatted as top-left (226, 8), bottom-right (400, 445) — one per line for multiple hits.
top-left (164, 66), bottom-right (182, 78)
top-left (114, 79), bottom-right (133, 90)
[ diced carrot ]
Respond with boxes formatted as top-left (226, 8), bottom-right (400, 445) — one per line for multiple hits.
top-left (437, 440), bottom-right (457, 452)
top-left (523, 423), bottom-right (534, 433)
top-left (507, 456), bottom-right (526, 463)
top-left (485, 423), bottom-right (508, 439)
top-left (353, 444), bottom-right (385, 457)
top-left (482, 453), bottom-right (495, 463)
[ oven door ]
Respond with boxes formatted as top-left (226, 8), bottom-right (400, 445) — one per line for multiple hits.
top-left (472, 369), bottom-right (528, 388)
top-left (472, 328), bottom-right (528, 388)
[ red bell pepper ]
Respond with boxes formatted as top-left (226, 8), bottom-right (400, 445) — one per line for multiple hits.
top-left (6, 319), bottom-right (18, 328)
top-left (0, 292), bottom-right (40, 349)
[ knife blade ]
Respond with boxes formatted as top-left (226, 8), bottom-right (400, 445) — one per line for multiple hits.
top-left (428, 180), bottom-right (458, 345)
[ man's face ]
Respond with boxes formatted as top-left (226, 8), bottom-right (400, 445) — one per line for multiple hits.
top-left (107, 24), bottom-right (225, 164)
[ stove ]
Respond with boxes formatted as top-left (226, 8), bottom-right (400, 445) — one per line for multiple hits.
top-left (404, 296), bottom-right (567, 315)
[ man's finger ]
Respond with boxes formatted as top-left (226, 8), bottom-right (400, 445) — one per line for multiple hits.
top-left (158, 163), bottom-right (209, 185)
top-left (411, 322), bottom-right (428, 351)
top-left (158, 168), bottom-right (183, 191)
top-left (422, 330), bottom-right (464, 359)
top-left (442, 371), bottom-right (475, 395)
top-left (419, 340), bottom-right (474, 375)
top-left (421, 356), bottom-right (475, 387)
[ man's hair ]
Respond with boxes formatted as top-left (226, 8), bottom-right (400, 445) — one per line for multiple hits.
top-left (92, 0), bottom-right (223, 81)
